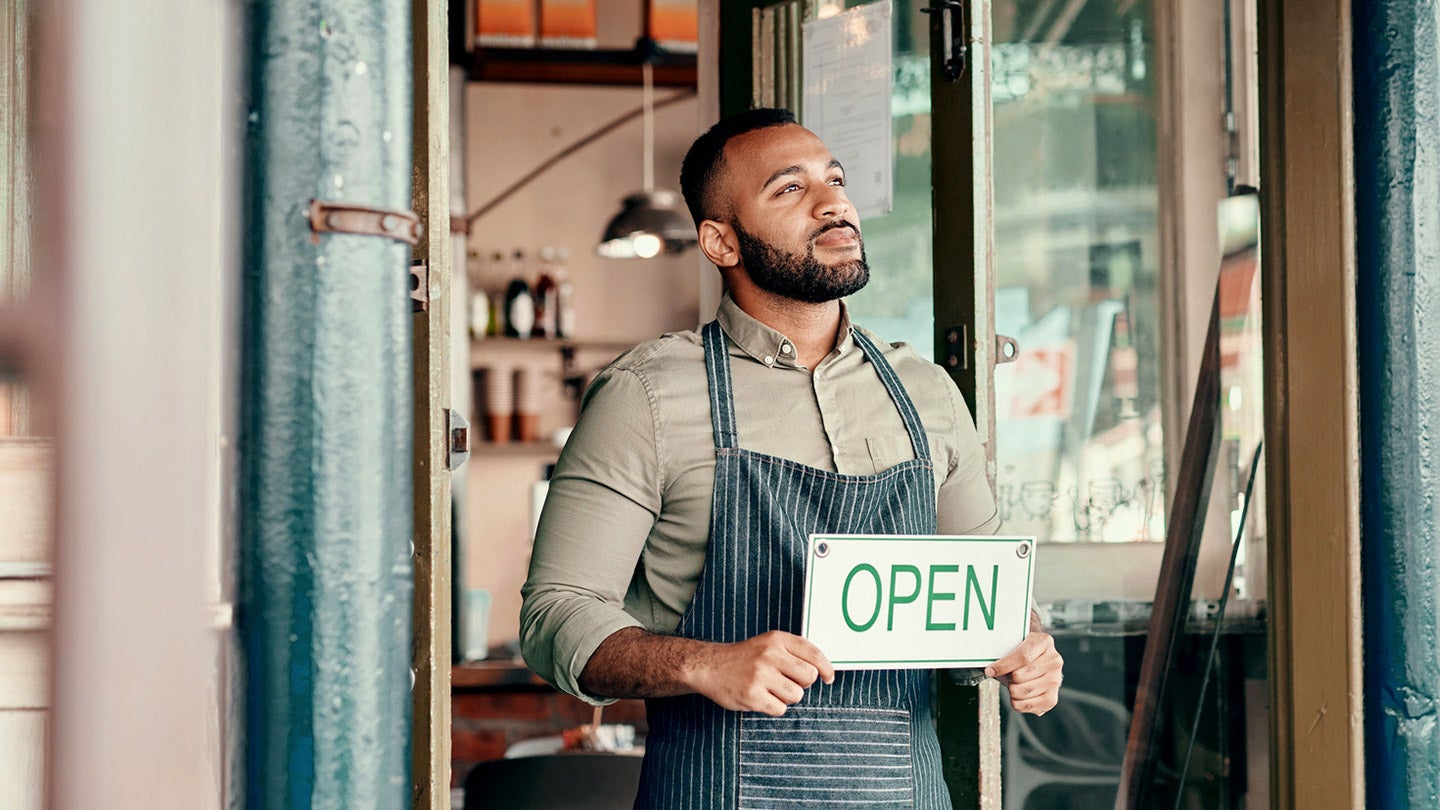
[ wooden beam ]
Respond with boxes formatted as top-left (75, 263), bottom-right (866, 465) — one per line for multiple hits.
top-left (1258, 0), bottom-right (1363, 805)
top-left (412, 0), bottom-right (454, 806)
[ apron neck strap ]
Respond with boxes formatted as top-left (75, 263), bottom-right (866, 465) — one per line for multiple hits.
top-left (703, 320), bottom-right (740, 449)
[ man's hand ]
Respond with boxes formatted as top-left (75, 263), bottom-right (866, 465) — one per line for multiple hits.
top-left (689, 631), bottom-right (836, 716)
top-left (986, 629), bottom-right (1063, 715)
top-left (578, 627), bottom-right (835, 716)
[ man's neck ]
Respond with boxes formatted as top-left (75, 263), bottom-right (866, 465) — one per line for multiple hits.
top-left (728, 286), bottom-right (843, 370)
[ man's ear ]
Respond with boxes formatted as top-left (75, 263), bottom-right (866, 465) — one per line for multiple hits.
top-left (698, 220), bottom-right (739, 269)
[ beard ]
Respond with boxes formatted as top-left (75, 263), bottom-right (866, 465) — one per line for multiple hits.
top-left (732, 219), bottom-right (870, 304)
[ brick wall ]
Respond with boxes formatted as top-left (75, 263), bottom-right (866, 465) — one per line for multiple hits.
top-left (451, 687), bottom-right (648, 787)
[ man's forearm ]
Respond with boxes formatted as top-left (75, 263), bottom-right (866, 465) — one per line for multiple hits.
top-left (578, 626), bottom-right (713, 700)
top-left (577, 626), bottom-right (836, 716)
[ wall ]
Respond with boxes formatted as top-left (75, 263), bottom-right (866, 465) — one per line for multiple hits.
top-left (1355, 0), bottom-right (1440, 805)
top-left (463, 82), bottom-right (703, 650)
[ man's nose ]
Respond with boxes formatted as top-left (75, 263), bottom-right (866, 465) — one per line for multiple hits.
top-left (813, 184), bottom-right (852, 220)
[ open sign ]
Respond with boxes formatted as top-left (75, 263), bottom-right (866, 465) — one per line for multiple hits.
top-left (801, 535), bottom-right (1036, 669)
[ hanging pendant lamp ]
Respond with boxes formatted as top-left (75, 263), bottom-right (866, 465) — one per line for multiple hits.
top-left (597, 59), bottom-right (697, 259)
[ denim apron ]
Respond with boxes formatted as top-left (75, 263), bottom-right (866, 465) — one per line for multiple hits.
top-left (634, 321), bottom-right (951, 809)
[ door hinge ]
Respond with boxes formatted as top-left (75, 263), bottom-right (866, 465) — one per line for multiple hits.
top-left (410, 260), bottom-right (429, 312)
top-left (447, 408), bottom-right (470, 471)
top-left (922, 1), bottom-right (968, 82)
top-left (943, 324), bottom-right (968, 371)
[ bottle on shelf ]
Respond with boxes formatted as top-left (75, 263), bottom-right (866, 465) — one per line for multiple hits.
top-left (554, 247), bottom-right (577, 339)
top-left (486, 250), bottom-right (505, 337)
top-left (467, 249), bottom-right (489, 340)
top-left (504, 249), bottom-right (535, 339)
top-left (532, 247), bottom-right (559, 339)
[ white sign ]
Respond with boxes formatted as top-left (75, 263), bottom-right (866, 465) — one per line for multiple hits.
top-left (801, 535), bottom-right (1035, 670)
top-left (802, 1), bottom-right (893, 219)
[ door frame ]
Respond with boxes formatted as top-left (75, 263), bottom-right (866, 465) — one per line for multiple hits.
top-left (1257, 0), bottom-right (1364, 804)
top-left (412, 0), bottom-right (455, 805)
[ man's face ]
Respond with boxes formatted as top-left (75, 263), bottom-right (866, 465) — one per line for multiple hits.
top-left (718, 125), bottom-right (868, 303)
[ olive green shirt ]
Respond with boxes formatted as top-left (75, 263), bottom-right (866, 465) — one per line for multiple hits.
top-left (520, 295), bottom-right (1001, 703)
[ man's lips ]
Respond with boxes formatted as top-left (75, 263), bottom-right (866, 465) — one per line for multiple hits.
top-left (813, 224), bottom-right (860, 247)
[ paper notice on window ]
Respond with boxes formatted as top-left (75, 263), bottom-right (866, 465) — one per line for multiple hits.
top-left (801, 1), bottom-right (893, 219)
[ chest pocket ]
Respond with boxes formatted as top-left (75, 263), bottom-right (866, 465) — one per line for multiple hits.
top-left (866, 435), bottom-right (918, 474)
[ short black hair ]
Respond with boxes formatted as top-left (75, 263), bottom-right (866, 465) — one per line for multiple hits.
top-left (679, 107), bottom-right (798, 226)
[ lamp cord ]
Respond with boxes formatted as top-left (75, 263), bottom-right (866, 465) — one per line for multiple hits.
top-left (464, 88), bottom-right (693, 228)
top-left (642, 61), bottom-right (655, 193)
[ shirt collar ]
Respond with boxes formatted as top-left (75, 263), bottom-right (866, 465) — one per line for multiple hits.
top-left (715, 293), bottom-right (856, 370)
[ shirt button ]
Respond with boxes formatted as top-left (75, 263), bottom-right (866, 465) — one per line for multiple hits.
top-left (764, 355), bottom-right (775, 365)
top-left (780, 343), bottom-right (792, 355)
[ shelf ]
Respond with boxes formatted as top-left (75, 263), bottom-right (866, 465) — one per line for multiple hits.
top-left (469, 337), bottom-right (635, 375)
top-left (452, 658), bottom-right (551, 689)
top-left (472, 336), bottom-right (633, 351)
top-left (461, 46), bottom-right (697, 87)
top-left (474, 440), bottom-right (563, 458)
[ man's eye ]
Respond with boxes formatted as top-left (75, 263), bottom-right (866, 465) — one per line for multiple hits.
top-left (829, 177), bottom-right (846, 186)
top-left (779, 183), bottom-right (801, 193)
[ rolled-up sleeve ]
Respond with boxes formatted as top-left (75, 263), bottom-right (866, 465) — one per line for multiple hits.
top-left (520, 366), bottom-right (662, 704)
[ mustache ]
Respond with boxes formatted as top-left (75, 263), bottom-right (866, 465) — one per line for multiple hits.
top-left (809, 219), bottom-right (860, 241)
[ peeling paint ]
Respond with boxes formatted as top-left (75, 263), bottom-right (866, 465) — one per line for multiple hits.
top-left (240, 1), bottom-right (415, 808)
top-left (1355, 0), bottom-right (1440, 807)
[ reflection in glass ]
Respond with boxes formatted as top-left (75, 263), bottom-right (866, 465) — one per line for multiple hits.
top-left (991, 0), bottom-right (1163, 543)
top-left (1216, 191), bottom-right (1265, 600)
top-left (840, 0), bottom-right (935, 357)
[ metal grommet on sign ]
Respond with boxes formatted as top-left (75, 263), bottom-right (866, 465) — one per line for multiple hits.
top-left (1016, 541), bottom-right (1031, 559)
top-left (815, 541), bottom-right (830, 558)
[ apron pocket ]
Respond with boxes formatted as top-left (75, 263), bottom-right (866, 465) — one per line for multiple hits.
top-left (738, 706), bottom-right (915, 809)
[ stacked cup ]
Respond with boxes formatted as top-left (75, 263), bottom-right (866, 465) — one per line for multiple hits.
top-left (482, 364), bottom-right (513, 443)
top-left (514, 367), bottom-right (542, 443)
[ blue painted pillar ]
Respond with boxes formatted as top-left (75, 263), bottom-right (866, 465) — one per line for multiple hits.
top-left (240, 1), bottom-right (414, 807)
top-left (1354, 1), bottom-right (1440, 806)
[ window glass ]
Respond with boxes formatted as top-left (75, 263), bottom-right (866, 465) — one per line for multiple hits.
top-left (990, 0), bottom-right (1163, 543)
top-left (835, 0), bottom-right (935, 357)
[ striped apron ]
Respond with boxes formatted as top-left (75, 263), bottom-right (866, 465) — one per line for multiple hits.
top-left (634, 321), bottom-right (952, 809)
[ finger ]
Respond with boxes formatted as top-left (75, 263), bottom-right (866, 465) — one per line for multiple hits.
top-left (986, 633), bottom-right (1053, 678)
top-left (985, 643), bottom-right (1032, 679)
top-left (751, 694), bottom-right (791, 717)
top-left (1006, 650), bottom-right (1063, 685)
top-left (769, 678), bottom-right (806, 706)
top-left (1010, 693), bottom-right (1059, 716)
top-left (775, 655), bottom-right (821, 689)
top-left (785, 635), bottom-right (836, 684)
top-left (1008, 676), bottom-right (1059, 702)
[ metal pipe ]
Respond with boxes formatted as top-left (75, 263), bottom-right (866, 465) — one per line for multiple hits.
top-left (1354, 0), bottom-right (1440, 805)
top-left (241, 1), bottom-right (415, 806)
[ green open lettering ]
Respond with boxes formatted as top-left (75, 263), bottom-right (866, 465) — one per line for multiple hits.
top-left (926, 564), bottom-right (959, 631)
top-left (842, 564), bottom-right (882, 632)
top-left (887, 564), bottom-right (922, 631)
top-left (963, 564), bottom-right (999, 631)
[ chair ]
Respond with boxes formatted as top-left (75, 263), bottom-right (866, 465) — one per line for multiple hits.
top-left (463, 753), bottom-right (643, 810)
top-left (1003, 688), bottom-right (1128, 809)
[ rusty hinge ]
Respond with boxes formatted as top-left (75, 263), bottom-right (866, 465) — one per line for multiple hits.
top-left (410, 260), bottom-right (430, 312)
top-left (943, 324), bottom-right (968, 370)
top-left (446, 408), bottom-right (470, 471)
top-left (308, 199), bottom-right (423, 246)
top-left (943, 325), bottom-right (1021, 370)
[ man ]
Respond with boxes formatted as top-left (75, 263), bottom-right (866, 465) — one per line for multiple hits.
top-left (522, 108), bottom-right (1063, 807)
